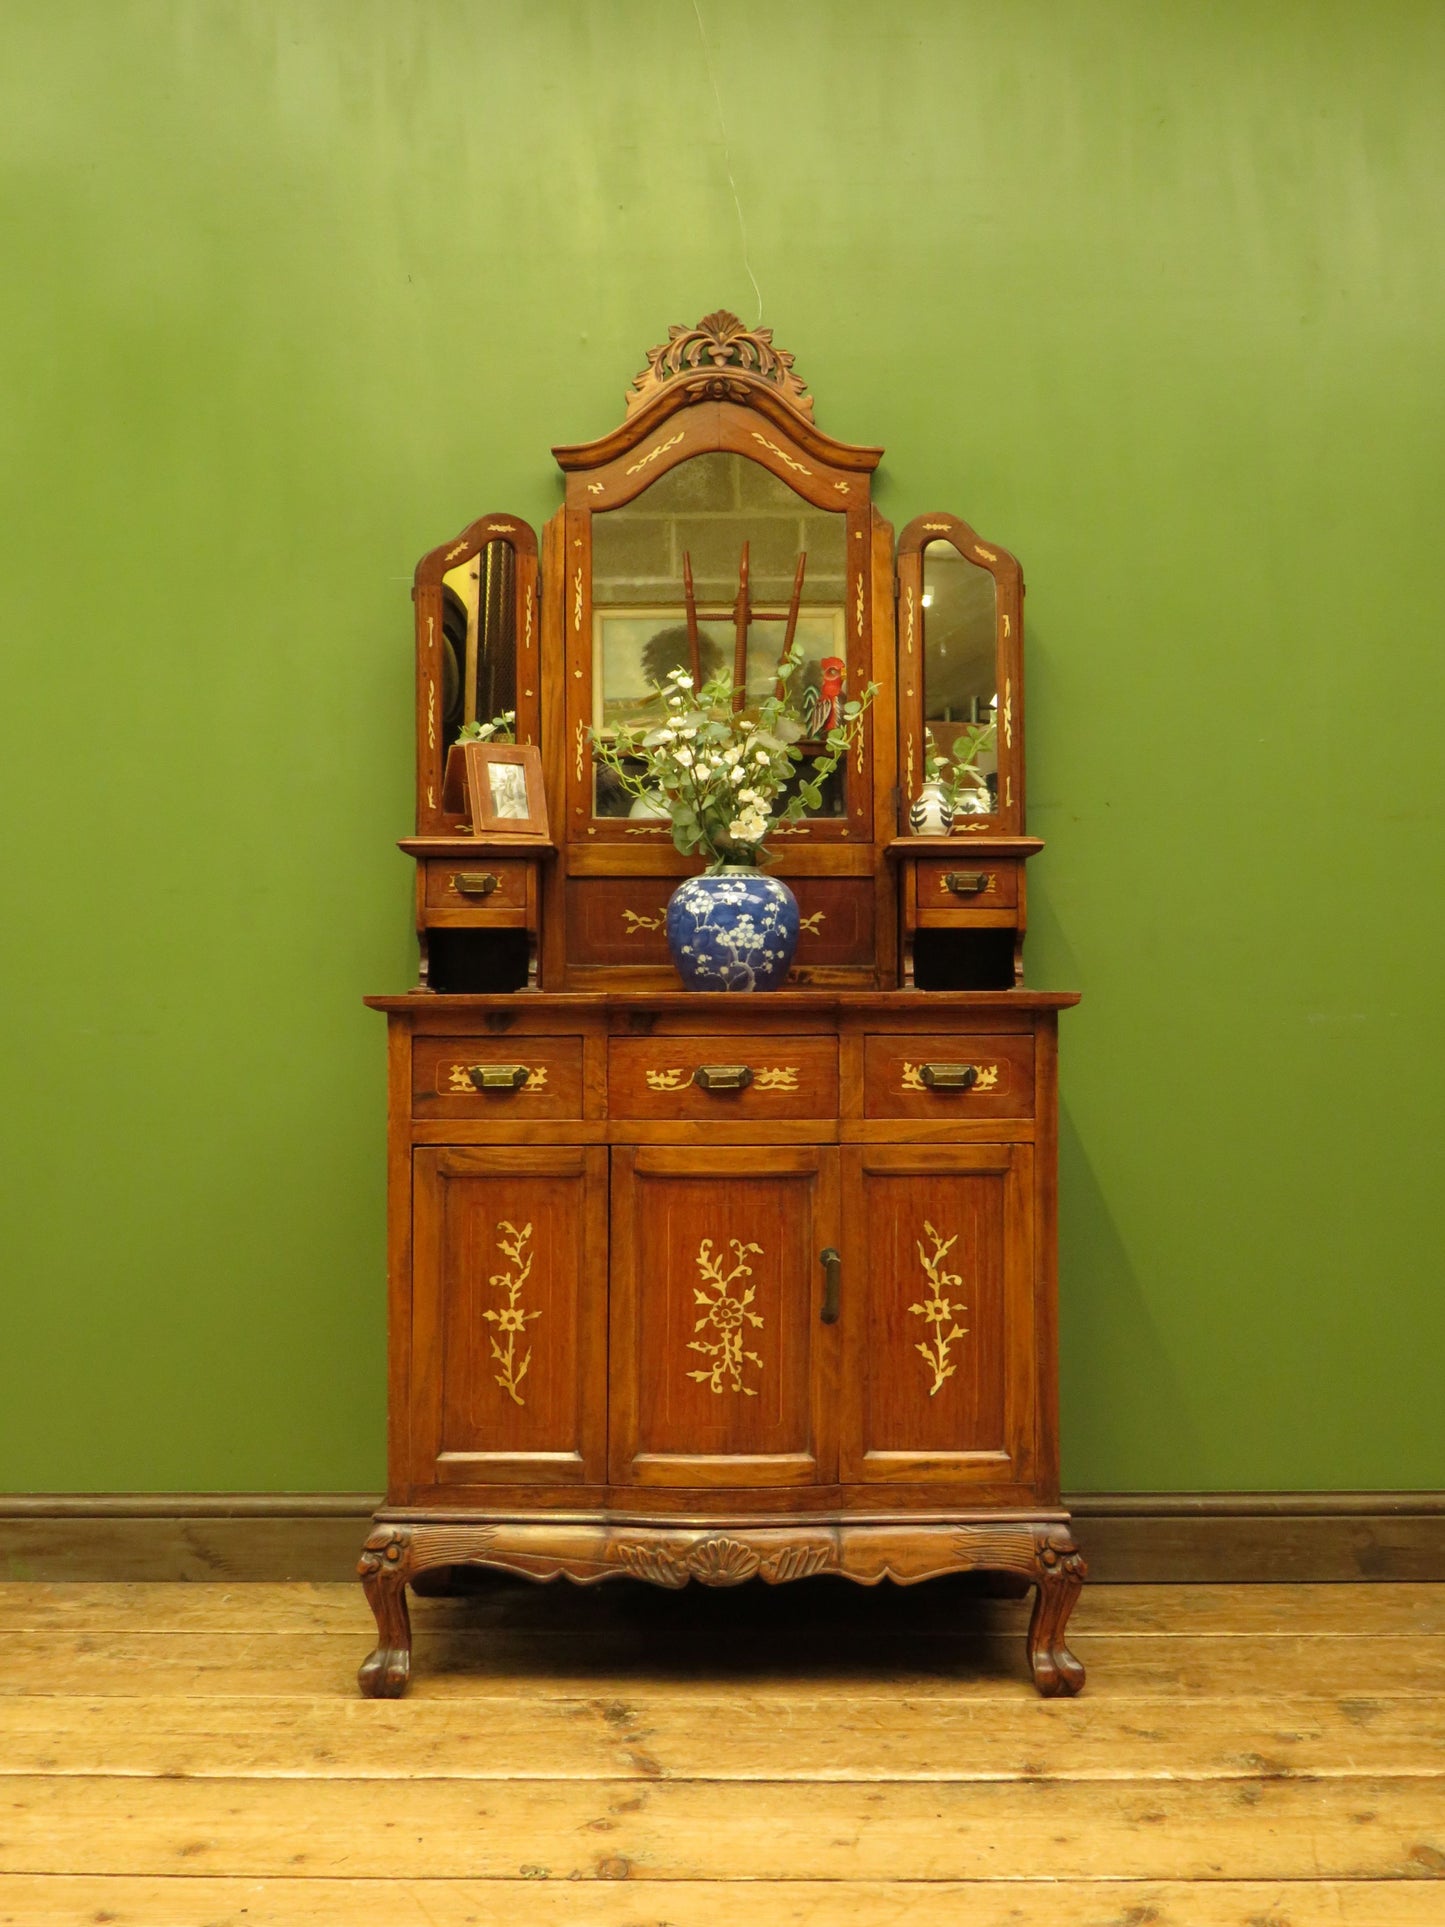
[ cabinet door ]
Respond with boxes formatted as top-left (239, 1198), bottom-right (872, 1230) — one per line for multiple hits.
top-left (840, 1144), bottom-right (1036, 1490)
top-left (410, 1146), bottom-right (607, 1490)
top-left (609, 1146), bottom-right (839, 1488)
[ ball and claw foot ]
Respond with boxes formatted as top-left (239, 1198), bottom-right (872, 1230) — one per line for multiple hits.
top-left (1026, 1530), bottom-right (1087, 1698)
top-left (358, 1644), bottom-right (411, 1699)
top-left (357, 1525), bottom-right (414, 1700)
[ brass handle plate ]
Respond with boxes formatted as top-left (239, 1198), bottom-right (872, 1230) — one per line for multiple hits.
top-left (467, 1064), bottom-right (532, 1092)
top-left (692, 1064), bottom-right (754, 1093)
top-left (451, 871), bottom-right (501, 897)
top-left (942, 871), bottom-right (991, 896)
top-left (820, 1247), bottom-right (842, 1324)
top-left (920, 1062), bottom-right (980, 1092)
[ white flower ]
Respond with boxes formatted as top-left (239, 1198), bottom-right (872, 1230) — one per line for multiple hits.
top-left (722, 745), bottom-right (743, 765)
top-left (738, 787), bottom-right (760, 804)
top-left (674, 748), bottom-right (693, 768)
top-left (669, 670), bottom-right (694, 687)
top-left (728, 767), bottom-right (744, 784)
top-left (753, 748), bottom-right (769, 764)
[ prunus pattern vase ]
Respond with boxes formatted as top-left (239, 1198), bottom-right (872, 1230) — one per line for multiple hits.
top-left (665, 866), bottom-right (800, 991)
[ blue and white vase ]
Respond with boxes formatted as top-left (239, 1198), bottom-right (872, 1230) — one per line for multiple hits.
top-left (665, 865), bottom-right (800, 991)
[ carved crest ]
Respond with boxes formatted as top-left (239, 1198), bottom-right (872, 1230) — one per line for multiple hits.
top-left (627, 310), bottom-right (814, 419)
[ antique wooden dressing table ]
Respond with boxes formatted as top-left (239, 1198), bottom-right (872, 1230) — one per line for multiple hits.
top-left (358, 312), bottom-right (1085, 1698)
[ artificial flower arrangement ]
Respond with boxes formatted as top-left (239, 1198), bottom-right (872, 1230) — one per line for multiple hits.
top-left (589, 650), bottom-right (877, 870)
top-left (455, 709), bottom-right (517, 744)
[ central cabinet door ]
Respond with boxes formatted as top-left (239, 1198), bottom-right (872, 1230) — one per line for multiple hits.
top-left (609, 1146), bottom-right (840, 1488)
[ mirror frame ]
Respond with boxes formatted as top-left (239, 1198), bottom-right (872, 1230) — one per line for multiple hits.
top-left (413, 513), bottom-right (540, 835)
top-left (896, 511), bottom-right (1024, 836)
top-left (549, 392), bottom-right (888, 862)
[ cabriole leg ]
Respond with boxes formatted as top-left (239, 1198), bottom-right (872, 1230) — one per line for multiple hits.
top-left (1027, 1528), bottom-right (1087, 1697)
top-left (357, 1525), bottom-right (414, 1699)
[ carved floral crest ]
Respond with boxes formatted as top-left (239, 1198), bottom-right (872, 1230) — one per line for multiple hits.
top-left (627, 309), bottom-right (814, 418)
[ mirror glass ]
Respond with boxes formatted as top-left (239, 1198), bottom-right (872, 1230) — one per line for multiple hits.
top-left (441, 538), bottom-right (517, 753)
top-left (922, 541), bottom-right (998, 812)
top-left (589, 452), bottom-right (848, 818)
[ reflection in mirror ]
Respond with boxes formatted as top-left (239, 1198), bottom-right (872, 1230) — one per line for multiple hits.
top-left (922, 542), bottom-right (998, 812)
top-left (589, 452), bottom-right (848, 818)
top-left (441, 539), bottom-right (517, 753)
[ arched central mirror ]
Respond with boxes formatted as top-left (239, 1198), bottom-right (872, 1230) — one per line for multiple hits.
top-left (589, 452), bottom-right (850, 819)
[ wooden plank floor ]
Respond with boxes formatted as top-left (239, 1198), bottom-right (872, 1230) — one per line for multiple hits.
top-left (0, 1577), bottom-right (1440, 1923)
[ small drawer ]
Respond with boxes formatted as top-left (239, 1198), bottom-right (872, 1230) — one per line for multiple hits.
top-left (610, 1037), bottom-right (838, 1120)
top-left (423, 859), bottom-right (532, 917)
top-left (413, 1035), bottom-right (584, 1119)
top-left (915, 859), bottom-right (1019, 917)
top-left (864, 1034), bottom-right (1034, 1119)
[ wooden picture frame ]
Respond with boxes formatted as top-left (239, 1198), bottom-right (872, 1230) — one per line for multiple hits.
top-left (460, 741), bottom-right (549, 838)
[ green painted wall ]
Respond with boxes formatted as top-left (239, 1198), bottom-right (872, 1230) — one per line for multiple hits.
top-left (3, 1), bottom-right (1441, 1494)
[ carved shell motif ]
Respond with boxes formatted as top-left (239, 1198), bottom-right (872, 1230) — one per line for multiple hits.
top-left (627, 310), bottom-right (814, 418)
top-left (611, 1534), bottom-right (764, 1587)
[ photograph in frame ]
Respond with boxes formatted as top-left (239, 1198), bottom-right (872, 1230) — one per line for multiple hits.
top-left (461, 741), bottom-right (549, 838)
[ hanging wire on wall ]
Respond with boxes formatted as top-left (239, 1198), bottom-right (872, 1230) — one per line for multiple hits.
top-left (692, 0), bottom-right (764, 327)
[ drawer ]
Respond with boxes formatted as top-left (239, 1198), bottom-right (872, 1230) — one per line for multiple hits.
top-left (915, 859), bottom-right (1019, 919)
top-left (413, 1034), bottom-right (585, 1119)
top-left (864, 1034), bottom-right (1034, 1119)
top-left (423, 859), bottom-right (533, 919)
top-left (609, 1036), bottom-right (838, 1121)
top-left (568, 876), bottom-right (876, 972)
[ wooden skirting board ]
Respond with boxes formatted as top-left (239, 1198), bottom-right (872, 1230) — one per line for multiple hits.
top-left (1, 1492), bottom-right (1442, 1584)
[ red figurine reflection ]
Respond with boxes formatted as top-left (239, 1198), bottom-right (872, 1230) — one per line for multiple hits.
top-left (803, 657), bottom-right (846, 740)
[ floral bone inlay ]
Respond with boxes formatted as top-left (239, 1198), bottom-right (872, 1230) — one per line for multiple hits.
top-left (484, 1221), bottom-right (541, 1406)
top-left (798, 911), bottom-right (825, 935)
top-left (644, 1067), bottom-right (689, 1091)
top-left (625, 431), bottom-right (685, 476)
top-left (901, 1062), bottom-right (999, 1093)
top-left (622, 908), bottom-right (665, 934)
top-left (446, 1063), bottom-right (548, 1094)
top-left (750, 431), bottom-right (812, 476)
top-left (909, 1221), bottom-right (968, 1398)
top-left (687, 1238), bottom-right (765, 1395)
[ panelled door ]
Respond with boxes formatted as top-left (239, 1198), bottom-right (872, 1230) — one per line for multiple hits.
top-left (409, 1146), bottom-right (607, 1492)
top-left (609, 1145), bottom-right (840, 1488)
top-left (839, 1143), bottom-right (1037, 1492)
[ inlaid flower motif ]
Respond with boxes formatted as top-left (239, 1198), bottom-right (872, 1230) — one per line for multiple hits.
top-left (484, 1221), bottom-right (542, 1406)
top-left (908, 1221), bottom-right (968, 1398)
top-left (686, 1237), bottom-right (765, 1395)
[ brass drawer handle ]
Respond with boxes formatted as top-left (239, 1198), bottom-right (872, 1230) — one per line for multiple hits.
top-left (467, 1063), bottom-right (532, 1092)
top-left (692, 1064), bottom-right (754, 1093)
top-left (819, 1247), bottom-right (841, 1324)
top-left (450, 871), bottom-right (502, 897)
top-left (942, 871), bottom-right (991, 896)
top-left (921, 1062), bottom-right (979, 1092)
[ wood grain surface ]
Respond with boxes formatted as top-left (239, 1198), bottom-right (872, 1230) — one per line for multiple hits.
top-left (0, 1578), bottom-right (1438, 1922)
